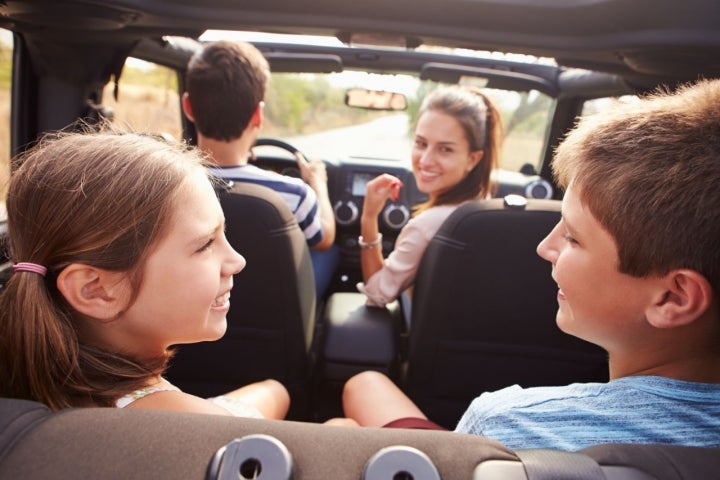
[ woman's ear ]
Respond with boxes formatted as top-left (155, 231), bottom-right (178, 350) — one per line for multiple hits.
top-left (645, 269), bottom-right (713, 329)
top-left (467, 150), bottom-right (484, 173)
top-left (181, 92), bottom-right (194, 122)
top-left (56, 264), bottom-right (129, 320)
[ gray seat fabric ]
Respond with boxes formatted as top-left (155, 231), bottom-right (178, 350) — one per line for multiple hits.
top-left (1, 397), bottom-right (717, 480)
top-left (165, 181), bottom-right (316, 420)
top-left (0, 398), bottom-right (52, 465)
top-left (0, 397), bottom-right (516, 480)
top-left (405, 198), bottom-right (609, 429)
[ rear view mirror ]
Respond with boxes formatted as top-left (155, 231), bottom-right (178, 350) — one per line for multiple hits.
top-left (344, 88), bottom-right (407, 111)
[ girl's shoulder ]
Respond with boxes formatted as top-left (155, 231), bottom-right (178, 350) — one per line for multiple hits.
top-left (116, 380), bottom-right (180, 408)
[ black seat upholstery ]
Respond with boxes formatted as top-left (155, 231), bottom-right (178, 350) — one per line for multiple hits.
top-left (404, 197), bottom-right (609, 429)
top-left (165, 181), bottom-right (316, 420)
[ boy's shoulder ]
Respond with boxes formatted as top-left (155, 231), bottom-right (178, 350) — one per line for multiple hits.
top-left (469, 376), bottom-right (720, 415)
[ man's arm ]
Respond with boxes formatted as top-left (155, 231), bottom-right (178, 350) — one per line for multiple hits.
top-left (296, 152), bottom-right (336, 250)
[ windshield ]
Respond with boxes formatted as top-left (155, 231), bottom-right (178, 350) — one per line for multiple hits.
top-left (262, 71), bottom-right (554, 173)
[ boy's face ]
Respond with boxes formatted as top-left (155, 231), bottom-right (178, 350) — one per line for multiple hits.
top-left (536, 184), bottom-right (660, 352)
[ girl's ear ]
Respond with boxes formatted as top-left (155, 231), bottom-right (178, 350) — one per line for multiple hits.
top-left (466, 150), bottom-right (484, 173)
top-left (181, 92), bottom-right (194, 122)
top-left (56, 264), bottom-right (129, 320)
top-left (645, 269), bottom-right (713, 329)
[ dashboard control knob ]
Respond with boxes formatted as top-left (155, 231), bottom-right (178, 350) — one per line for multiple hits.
top-left (525, 179), bottom-right (553, 199)
top-left (382, 204), bottom-right (410, 230)
top-left (334, 200), bottom-right (359, 226)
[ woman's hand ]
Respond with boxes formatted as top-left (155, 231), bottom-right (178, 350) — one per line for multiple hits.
top-left (362, 174), bottom-right (403, 219)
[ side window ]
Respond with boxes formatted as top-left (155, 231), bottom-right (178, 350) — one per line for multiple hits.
top-left (101, 58), bottom-right (182, 141)
top-left (0, 29), bottom-right (12, 219)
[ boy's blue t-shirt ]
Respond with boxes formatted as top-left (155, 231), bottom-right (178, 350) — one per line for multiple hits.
top-left (455, 376), bottom-right (720, 451)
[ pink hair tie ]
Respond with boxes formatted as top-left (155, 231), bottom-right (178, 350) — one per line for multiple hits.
top-left (12, 262), bottom-right (48, 277)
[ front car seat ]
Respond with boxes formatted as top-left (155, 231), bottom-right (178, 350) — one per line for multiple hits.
top-left (166, 181), bottom-right (316, 420)
top-left (405, 197), bottom-right (609, 429)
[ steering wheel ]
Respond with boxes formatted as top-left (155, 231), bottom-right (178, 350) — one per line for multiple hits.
top-left (252, 138), bottom-right (308, 178)
top-left (253, 138), bottom-right (303, 157)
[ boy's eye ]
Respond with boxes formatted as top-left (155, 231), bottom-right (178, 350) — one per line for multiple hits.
top-left (563, 232), bottom-right (578, 244)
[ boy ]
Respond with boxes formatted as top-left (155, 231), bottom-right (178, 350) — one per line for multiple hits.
top-left (337, 79), bottom-right (720, 451)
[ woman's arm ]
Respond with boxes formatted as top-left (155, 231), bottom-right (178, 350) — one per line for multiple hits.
top-left (360, 174), bottom-right (403, 281)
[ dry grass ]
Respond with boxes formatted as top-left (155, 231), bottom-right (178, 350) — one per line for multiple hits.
top-left (103, 83), bottom-right (182, 139)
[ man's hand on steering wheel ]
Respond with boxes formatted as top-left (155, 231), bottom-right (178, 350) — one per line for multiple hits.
top-left (295, 151), bottom-right (327, 191)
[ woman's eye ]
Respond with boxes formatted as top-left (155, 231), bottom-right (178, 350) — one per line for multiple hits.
top-left (413, 139), bottom-right (427, 149)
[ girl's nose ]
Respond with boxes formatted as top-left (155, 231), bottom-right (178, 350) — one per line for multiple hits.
top-left (227, 247), bottom-right (246, 276)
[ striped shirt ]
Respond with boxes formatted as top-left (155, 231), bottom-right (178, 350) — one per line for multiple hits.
top-left (455, 376), bottom-right (720, 451)
top-left (209, 164), bottom-right (323, 247)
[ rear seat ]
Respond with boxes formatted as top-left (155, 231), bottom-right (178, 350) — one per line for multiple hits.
top-left (2, 397), bottom-right (718, 479)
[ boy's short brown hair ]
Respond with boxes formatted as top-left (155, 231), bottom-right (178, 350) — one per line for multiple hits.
top-left (552, 79), bottom-right (720, 296)
top-left (185, 40), bottom-right (269, 141)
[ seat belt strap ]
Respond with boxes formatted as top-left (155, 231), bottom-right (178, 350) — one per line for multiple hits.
top-left (515, 448), bottom-right (606, 480)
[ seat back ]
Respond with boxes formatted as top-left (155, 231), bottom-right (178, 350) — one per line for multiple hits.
top-left (2, 397), bottom-right (717, 480)
top-left (405, 197), bottom-right (609, 429)
top-left (166, 181), bottom-right (316, 420)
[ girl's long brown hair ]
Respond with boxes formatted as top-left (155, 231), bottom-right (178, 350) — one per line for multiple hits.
top-left (0, 130), bottom-right (206, 410)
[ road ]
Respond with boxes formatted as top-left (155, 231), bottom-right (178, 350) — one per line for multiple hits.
top-left (287, 113), bottom-right (412, 163)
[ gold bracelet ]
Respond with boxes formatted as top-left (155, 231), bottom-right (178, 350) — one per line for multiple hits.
top-left (358, 233), bottom-right (383, 249)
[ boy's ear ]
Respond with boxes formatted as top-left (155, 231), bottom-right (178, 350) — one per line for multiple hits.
top-left (646, 269), bottom-right (713, 329)
top-left (56, 264), bottom-right (129, 320)
top-left (250, 101), bottom-right (264, 128)
top-left (181, 92), bottom-right (194, 122)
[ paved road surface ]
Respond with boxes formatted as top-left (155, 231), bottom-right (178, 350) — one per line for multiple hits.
top-left (280, 113), bottom-right (412, 164)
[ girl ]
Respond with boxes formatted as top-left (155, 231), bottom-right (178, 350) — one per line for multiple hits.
top-left (357, 85), bottom-right (503, 317)
top-left (0, 130), bottom-right (289, 419)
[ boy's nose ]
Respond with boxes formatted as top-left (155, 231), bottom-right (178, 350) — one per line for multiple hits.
top-left (536, 222), bottom-right (560, 263)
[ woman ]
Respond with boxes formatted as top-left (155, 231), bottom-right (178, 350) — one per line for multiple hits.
top-left (357, 85), bottom-right (503, 317)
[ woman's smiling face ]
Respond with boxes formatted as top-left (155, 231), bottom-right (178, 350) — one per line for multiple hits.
top-left (411, 110), bottom-right (482, 202)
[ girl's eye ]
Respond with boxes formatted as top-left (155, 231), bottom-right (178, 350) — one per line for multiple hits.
top-left (440, 146), bottom-right (454, 153)
top-left (198, 237), bottom-right (215, 252)
top-left (413, 139), bottom-right (427, 149)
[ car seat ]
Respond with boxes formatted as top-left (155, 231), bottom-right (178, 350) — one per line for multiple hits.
top-left (404, 196), bottom-right (609, 429)
top-left (165, 181), bottom-right (316, 420)
top-left (1, 397), bottom-right (717, 480)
